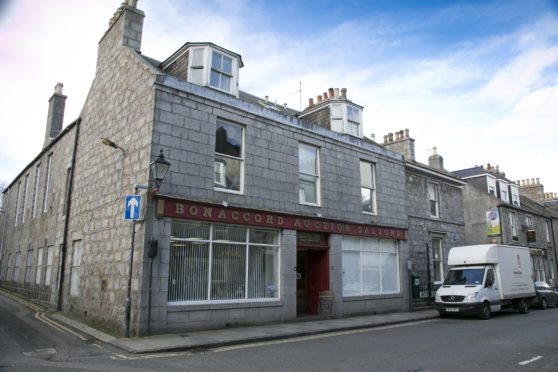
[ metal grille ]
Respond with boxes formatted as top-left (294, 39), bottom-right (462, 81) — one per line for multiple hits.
top-left (441, 295), bottom-right (465, 302)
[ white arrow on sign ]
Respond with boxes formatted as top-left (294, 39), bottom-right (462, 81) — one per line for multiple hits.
top-left (128, 196), bottom-right (139, 219)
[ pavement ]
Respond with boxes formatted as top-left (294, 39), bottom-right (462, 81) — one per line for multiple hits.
top-left (50, 309), bottom-right (439, 354)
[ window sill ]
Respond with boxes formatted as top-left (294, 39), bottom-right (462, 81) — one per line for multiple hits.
top-left (299, 202), bottom-right (321, 207)
top-left (342, 292), bottom-right (401, 301)
top-left (167, 299), bottom-right (283, 310)
top-left (214, 187), bottom-right (243, 195)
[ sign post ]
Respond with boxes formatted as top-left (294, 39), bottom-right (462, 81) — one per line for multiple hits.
top-left (125, 195), bottom-right (142, 221)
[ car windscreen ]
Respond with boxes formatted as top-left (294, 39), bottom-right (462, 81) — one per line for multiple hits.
top-left (444, 268), bottom-right (485, 285)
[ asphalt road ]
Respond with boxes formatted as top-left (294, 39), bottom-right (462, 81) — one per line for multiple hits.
top-left (1, 290), bottom-right (557, 371)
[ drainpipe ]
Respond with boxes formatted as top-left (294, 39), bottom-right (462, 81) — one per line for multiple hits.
top-left (550, 217), bottom-right (558, 286)
top-left (57, 119), bottom-right (81, 311)
top-left (497, 205), bottom-right (504, 244)
top-left (0, 190), bottom-right (8, 261)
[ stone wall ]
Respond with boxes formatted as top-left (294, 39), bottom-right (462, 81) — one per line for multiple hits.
top-left (64, 6), bottom-right (158, 335)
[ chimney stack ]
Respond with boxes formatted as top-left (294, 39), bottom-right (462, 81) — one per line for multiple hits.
top-left (382, 128), bottom-right (415, 161)
top-left (428, 146), bottom-right (444, 170)
top-left (43, 83), bottom-right (67, 148)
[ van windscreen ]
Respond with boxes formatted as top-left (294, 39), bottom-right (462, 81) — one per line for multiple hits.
top-left (444, 268), bottom-right (485, 285)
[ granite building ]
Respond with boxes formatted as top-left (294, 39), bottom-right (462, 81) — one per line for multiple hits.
top-left (453, 164), bottom-right (558, 284)
top-left (1, 1), bottom-right (412, 336)
top-left (383, 132), bottom-right (466, 304)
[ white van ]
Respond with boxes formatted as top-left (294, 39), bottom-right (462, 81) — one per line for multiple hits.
top-left (435, 244), bottom-right (535, 319)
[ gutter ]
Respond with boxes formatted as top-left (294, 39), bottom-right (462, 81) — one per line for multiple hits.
top-left (57, 118), bottom-right (81, 310)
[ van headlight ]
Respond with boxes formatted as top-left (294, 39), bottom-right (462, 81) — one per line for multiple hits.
top-left (464, 292), bottom-right (478, 302)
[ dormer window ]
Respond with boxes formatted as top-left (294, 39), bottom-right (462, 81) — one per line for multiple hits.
top-left (210, 51), bottom-right (233, 92)
top-left (330, 103), bottom-right (362, 137)
top-left (161, 42), bottom-right (242, 98)
top-left (498, 180), bottom-right (509, 203)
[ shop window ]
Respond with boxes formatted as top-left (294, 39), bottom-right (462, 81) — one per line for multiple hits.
top-left (168, 221), bottom-right (280, 304)
top-left (342, 236), bottom-right (399, 296)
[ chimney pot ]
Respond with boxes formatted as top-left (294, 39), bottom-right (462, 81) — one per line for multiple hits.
top-left (54, 82), bottom-right (64, 95)
top-left (317, 95), bottom-right (322, 103)
top-left (127, 0), bottom-right (138, 6)
top-left (383, 135), bottom-right (388, 144)
top-left (536, 177), bottom-right (540, 184)
top-left (388, 132), bottom-right (394, 142)
top-left (432, 146), bottom-right (438, 155)
top-left (341, 88), bottom-right (347, 98)
top-left (334, 88), bottom-right (340, 97)
top-left (323, 92), bottom-right (328, 99)
top-left (308, 98), bottom-right (314, 106)
top-left (328, 87), bottom-right (334, 98)
top-left (405, 129), bottom-right (409, 138)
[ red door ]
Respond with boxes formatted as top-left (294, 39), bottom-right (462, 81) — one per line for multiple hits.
top-left (307, 250), bottom-right (329, 315)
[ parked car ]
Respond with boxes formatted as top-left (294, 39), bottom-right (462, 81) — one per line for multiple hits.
top-left (533, 281), bottom-right (558, 309)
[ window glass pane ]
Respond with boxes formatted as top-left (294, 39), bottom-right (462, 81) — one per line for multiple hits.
top-left (172, 221), bottom-right (211, 241)
top-left (215, 122), bottom-right (242, 157)
top-left (213, 224), bottom-right (246, 242)
top-left (347, 106), bottom-right (360, 123)
top-left (381, 252), bottom-right (398, 292)
top-left (380, 239), bottom-right (397, 253)
top-left (249, 229), bottom-right (278, 245)
top-left (347, 121), bottom-right (359, 136)
top-left (299, 173), bottom-right (317, 204)
top-left (220, 74), bottom-right (231, 91)
top-left (331, 118), bottom-right (343, 132)
top-left (214, 155), bottom-right (242, 191)
top-left (211, 51), bottom-right (222, 70)
top-left (360, 162), bottom-right (372, 188)
top-left (211, 243), bottom-right (246, 300)
top-left (222, 55), bottom-right (232, 74)
top-left (362, 252), bottom-right (381, 293)
top-left (299, 144), bottom-right (317, 175)
top-left (331, 104), bottom-right (343, 119)
top-left (343, 236), bottom-right (361, 251)
top-left (342, 251), bottom-right (360, 295)
top-left (191, 68), bottom-right (203, 85)
top-left (168, 241), bottom-right (209, 301)
top-left (361, 238), bottom-right (379, 252)
top-left (248, 246), bottom-right (278, 298)
top-left (362, 188), bottom-right (372, 213)
top-left (210, 70), bottom-right (220, 89)
top-left (192, 48), bottom-right (204, 66)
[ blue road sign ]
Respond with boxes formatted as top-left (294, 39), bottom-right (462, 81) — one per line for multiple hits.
top-left (125, 195), bottom-right (142, 220)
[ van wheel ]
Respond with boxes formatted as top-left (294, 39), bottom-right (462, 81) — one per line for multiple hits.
top-left (540, 298), bottom-right (548, 310)
top-left (518, 299), bottom-right (529, 314)
top-left (479, 303), bottom-right (491, 320)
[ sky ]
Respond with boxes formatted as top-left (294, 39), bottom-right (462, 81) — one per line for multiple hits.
top-left (0, 0), bottom-right (557, 195)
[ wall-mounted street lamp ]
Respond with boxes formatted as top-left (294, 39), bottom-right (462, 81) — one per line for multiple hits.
top-left (101, 137), bottom-right (126, 156)
top-left (123, 149), bottom-right (171, 337)
top-left (149, 149), bottom-right (171, 191)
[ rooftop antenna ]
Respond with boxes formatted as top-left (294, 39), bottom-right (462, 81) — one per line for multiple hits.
top-left (288, 81), bottom-right (302, 110)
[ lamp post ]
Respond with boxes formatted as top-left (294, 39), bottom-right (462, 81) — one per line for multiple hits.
top-left (123, 148), bottom-right (170, 337)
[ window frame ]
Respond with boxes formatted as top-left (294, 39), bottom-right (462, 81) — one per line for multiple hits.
top-left (341, 237), bottom-right (400, 296)
top-left (43, 154), bottom-right (53, 213)
top-left (498, 180), bottom-right (509, 203)
top-left (167, 221), bottom-right (281, 305)
top-left (427, 181), bottom-right (440, 218)
top-left (187, 46), bottom-right (239, 97)
top-left (360, 160), bottom-right (377, 215)
top-left (510, 212), bottom-right (518, 237)
top-left (213, 119), bottom-right (245, 194)
top-left (329, 103), bottom-right (362, 137)
top-left (487, 176), bottom-right (496, 196)
top-left (431, 237), bottom-right (444, 283)
top-left (298, 143), bottom-right (321, 206)
top-left (70, 240), bottom-right (83, 297)
top-left (32, 164), bottom-right (40, 218)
